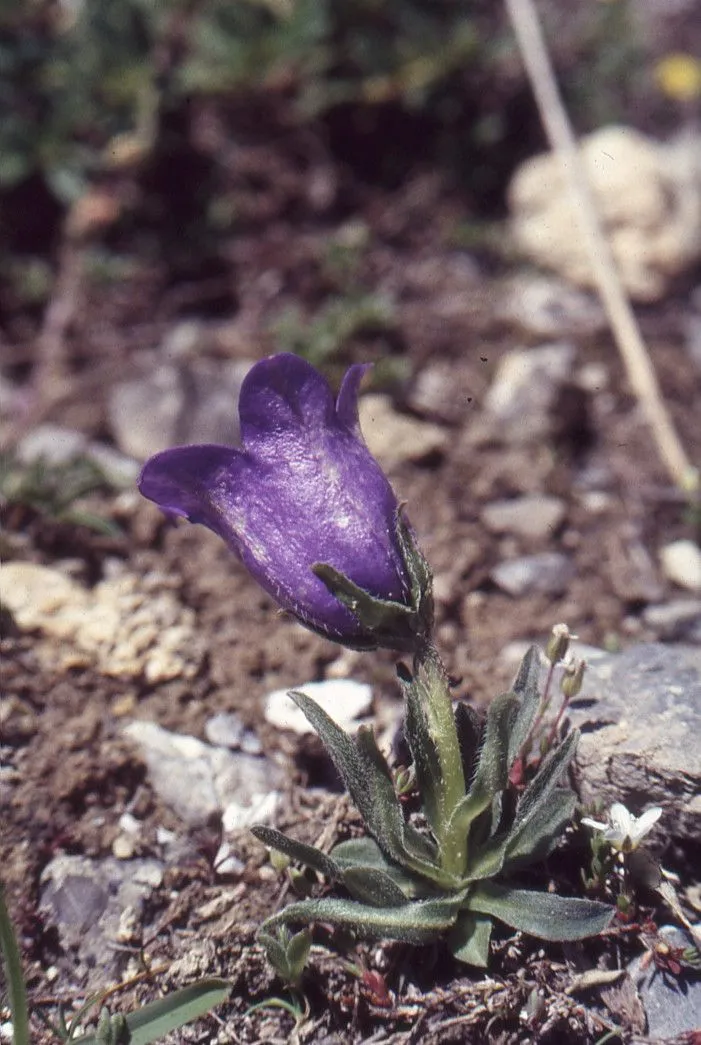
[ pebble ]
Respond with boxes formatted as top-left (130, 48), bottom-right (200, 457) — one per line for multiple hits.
top-left (643, 599), bottom-right (701, 642)
top-left (477, 342), bottom-right (577, 444)
top-left (205, 711), bottom-right (262, 755)
top-left (500, 275), bottom-right (605, 338)
top-left (490, 552), bottom-right (574, 597)
top-left (568, 643), bottom-right (701, 842)
top-left (358, 394), bottom-right (448, 470)
top-left (628, 925), bottom-right (701, 1036)
top-left (124, 721), bottom-right (283, 827)
top-left (109, 355), bottom-right (252, 460)
top-left (40, 854), bottom-right (164, 989)
top-left (0, 562), bottom-right (203, 682)
top-left (509, 125), bottom-right (701, 302)
top-left (660, 539), bottom-right (701, 591)
top-left (213, 842), bottom-right (246, 877)
top-left (481, 495), bottom-right (566, 541)
top-left (264, 678), bottom-right (373, 735)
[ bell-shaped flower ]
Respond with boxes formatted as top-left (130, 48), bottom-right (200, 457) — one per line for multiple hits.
top-left (581, 802), bottom-right (662, 853)
top-left (138, 353), bottom-right (431, 650)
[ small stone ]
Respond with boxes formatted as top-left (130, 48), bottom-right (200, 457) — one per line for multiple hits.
top-left (478, 343), bottom-right (577, 444)
top-left (643, 599), bottom-right (701, 641)
top-left (17, 424), bottom-right (88, 465)
top-left (124, 721), bottom-right (283, 827)
top-left (204, 711), bottom-right (261, 754)
top-left (407, 362), bottom-right (476, 424)
top-left (213, 842), bottom-right (245, 877)
top-left (112, 835), bottom-right (136, 860)
top-left (481, 495), bottom-right (566, 541)
top-left (359, 394), bottom-right (447, 469)
top-left (500, 275), bottom-right (605, 338)
top-left (109, 356), bottom-right (252, 460)
top-left (40, 854), bottom-right (163, 989)
top-left (628, 925), bottom-right (701, 1036)
top-left (491, 553), bottom-right (574, 597)
top-left (0, 563), bottom-right (203, 682)
top-left (265, 678), bottom-right (373, 735)
top-left (509, 125), bottom-right (701, 302)
top-left (660, 539), bottom-right (701, 591)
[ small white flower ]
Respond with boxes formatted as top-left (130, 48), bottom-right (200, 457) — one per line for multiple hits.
top-left (581, 802), bottom-right (662, 853)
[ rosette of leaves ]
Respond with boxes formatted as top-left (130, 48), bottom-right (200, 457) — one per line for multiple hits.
top-left (253, 646), bottom-right (612, 971)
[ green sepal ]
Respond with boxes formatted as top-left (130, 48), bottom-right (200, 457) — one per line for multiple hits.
top-left (261, 890), bottom-right (468, 946)
top-left (467, 882), bottom-right (614, 941)
top-left (251, 825), bottom-right (340, 880)
top-left (448, 911), bottom-right (493, 967)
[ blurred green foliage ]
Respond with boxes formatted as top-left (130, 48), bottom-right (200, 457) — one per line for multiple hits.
top-left (0, 0), bottom-right (647, 277)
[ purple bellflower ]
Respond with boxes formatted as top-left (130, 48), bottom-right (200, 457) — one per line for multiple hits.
top-left (138, 353), bottom-right (432, 650)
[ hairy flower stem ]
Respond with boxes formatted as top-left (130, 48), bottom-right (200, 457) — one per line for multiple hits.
top-left (417, 646), bottom-right (467, 877)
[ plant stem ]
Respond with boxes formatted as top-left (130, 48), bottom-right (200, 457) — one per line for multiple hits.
top-left (0, 883), bottom-right (30, 1045)
top-left (418, 647), bottom-right (467, 876)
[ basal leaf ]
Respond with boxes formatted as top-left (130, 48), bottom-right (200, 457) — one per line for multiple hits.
top-left (467, 882), bottom-right (613, 941)
top-left (448, 910), bottom-right (493, 967)
top-left (454, 701), bottom-right (483, 784)
top-left (504, 789), bottom-right (576, 869)
top-left (262, 891), bottom-right (467, 946)
top-left (341, 866), bottom-right (409, 907)
top-left (508, 646), bottom-right (543, 766)
top-left (332, 837), bottom-right (432, 898)
top-left (446, 693), bottom-right (519, 842)
top-left (79, 980), bottom-right (231, 1045)
top-left (251, 825), bottom-right (340, 880)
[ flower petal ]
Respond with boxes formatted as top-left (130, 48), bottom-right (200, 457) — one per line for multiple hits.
top-left (633, 806), bottom-right (662, 839)
top-left (138, 445), bottom-right (243, 525)
top-left (609, 803), bottom-right (633, 838)
top-left (238, 353), bottom-right (335, 458)
top-left (336, 363), bottom-right (372, 435)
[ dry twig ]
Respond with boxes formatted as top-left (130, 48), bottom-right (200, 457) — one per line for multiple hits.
top-left (505, 0), bottom-right (698, 494)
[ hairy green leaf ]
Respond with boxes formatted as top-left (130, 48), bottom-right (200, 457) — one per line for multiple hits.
top-left (467, 882), bottom-right (613, 941)
top-left (262, 891), bottom-right (467, 946)
top-left (79, 980), bottom-right (231, 1045)
top-left (251, 825), bottom-right (340, 880)
top-left (448, 910), bottom-right (493, 967)
top-left (341, 866), bottom-right (409, 907)
top-left (508, 645), bottom-right (543, 765)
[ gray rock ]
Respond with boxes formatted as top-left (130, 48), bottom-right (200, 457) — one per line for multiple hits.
top-left (500, 275), bottom-right (605, 338)
top-left (481, 495), bottom-right (566, 541)
top-left (407, 362), bottom-right (476, 425)
top-left (568, 644), bottom-right (701, 842)
top-left (478, 342), bottom-right (577, 444)
top-left (204, 711), bottom-right (262, 754)
top-left (17, 424), bottom-right (87, 466)
top-left (265, 678), bottom-right (373, 734)
top-left (628, 925), bottom-right (701, 1037)
top-left (358, 394), bottom-right (448, 470)
top-left (644, 599), bottom-right (701, 642)
top-left (491, 552), bottom-right (574, 597)
top-left (660, 539), bottom-right (701, 592)
top-left (109, 357), bottom-right (252, 460)
top-left (124, 721), bottom-right (282, 826)
top-left (40, 854), bottom-right (163, 986)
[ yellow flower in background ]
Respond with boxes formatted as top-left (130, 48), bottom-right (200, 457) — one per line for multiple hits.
top-left (655, 53), bottom-right (701, 102)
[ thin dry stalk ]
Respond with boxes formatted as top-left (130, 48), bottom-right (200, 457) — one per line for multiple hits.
top-left (504, 0), bottom-right (698, 494)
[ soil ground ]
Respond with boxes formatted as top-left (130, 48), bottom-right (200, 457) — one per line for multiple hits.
top-left (1, 111), bottom-right (700, 1045)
